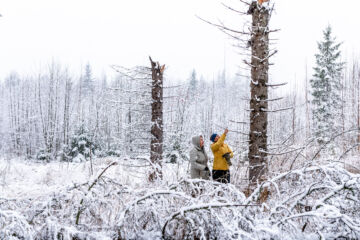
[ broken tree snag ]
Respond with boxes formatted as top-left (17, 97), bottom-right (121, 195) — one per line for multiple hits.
top-left (258, 0), bottom-right (269, 5)
top-left (248, 1), bottom-right (270, 188)
top-left (149, 56), bottom-right (164, 181)
top-left (248, 0), bottom-right (269, 14)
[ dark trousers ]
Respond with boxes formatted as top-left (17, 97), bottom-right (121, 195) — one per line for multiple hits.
top-left (212, 170), bottom-right (230, 184)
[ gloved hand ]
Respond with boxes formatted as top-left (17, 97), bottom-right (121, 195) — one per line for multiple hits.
top-left (222, 153), bottom-right (232, 166)
top-left (222, 153), bottom-right (231, 161)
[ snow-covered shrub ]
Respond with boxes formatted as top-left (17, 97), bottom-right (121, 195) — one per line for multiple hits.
top-left (165, 133), bottom-right (188, 164)
top-left (36, 148), bottom-right (52, 162)
top-left (248, 163), bottom-right (360, 239)
top-left (104, 143), bottom-right (122, 157)
top-left (116, 179), bottom-right (249, 239)
top-left (0, 209), bottom-right (34, 240)
top-left (116, 164), bottom-right (360, 239)
top-left (59, 144), bottom-right (72, 162)
top-left (68, 124), bottom-right (99, 161)
top-left (116, 189), bottom-right (191, 239)
top-left (36, 218), bottom-right (107, 240)
top-left (1, 159), bottom-right (359, 239)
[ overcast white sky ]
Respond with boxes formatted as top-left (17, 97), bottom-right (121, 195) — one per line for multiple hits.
top-left (0, 0), bottom-right (359, 85)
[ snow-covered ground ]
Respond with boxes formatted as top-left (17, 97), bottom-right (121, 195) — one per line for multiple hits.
top-left (1, 157), bottom-right (360, 239)
top-left (0, 157), bottom-right (190, 199)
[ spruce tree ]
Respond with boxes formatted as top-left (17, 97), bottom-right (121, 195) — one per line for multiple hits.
top-left (189, 69), bottom-right (198, 92)
top-left (69, 124), bottom-right (98, 161)
top-left (310, 25), bottom-right (344, 144)
top-left (82, 63), bottom-right (95, 96)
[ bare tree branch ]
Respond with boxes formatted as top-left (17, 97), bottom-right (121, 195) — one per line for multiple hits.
top-left (196, 15), bottom-right (251, 35)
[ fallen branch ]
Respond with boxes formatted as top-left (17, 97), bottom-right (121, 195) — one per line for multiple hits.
top-left (162, 203), bottom-right (260, 237)
top-left (75, 161), bottom-right (117, 225)
top-left (117, 190), bottom-right (192, 228)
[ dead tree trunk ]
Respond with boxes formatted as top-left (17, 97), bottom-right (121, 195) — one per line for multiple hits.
top-left (149, 57), bottom-right (165, 181)
top-left (248, 2), bottom-right (270, 187)
top-left (357, 65), bottom-right (360, 152)
top-left (198, 0), bottom-right (277, 191)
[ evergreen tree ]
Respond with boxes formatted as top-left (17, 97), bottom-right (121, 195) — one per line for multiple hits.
top-left (69, 124), bottom-right (98, 161)
top-left (310, 25), bottom-right (344, 143)
top-left (189, 69), bottom-right (198, 92)
top-left (82, 63), bottom-right (95, 96)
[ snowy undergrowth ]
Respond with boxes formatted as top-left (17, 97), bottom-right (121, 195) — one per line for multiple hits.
top-left (0, 157), bottom-right (360, 239)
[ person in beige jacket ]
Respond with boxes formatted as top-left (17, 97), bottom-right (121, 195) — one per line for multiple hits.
top-left (189, 135), bottom-right (210, 180)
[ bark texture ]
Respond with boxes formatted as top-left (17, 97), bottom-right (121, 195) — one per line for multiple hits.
top-left (149, 57), bottom-right (165, 181)
top-left (248, 2), bottom-right (270, 186)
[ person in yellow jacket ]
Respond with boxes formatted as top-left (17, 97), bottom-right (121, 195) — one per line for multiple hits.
top-left (210, 128), bottom-right (233, 183)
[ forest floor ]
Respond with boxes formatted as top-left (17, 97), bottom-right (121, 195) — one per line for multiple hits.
top-left (0, 157), bottom-right (190, 199)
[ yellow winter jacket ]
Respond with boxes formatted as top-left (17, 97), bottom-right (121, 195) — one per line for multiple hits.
top-left (211, 133), bottom-right (234, 171)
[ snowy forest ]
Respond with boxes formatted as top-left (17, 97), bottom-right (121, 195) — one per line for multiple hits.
top-left (1, 0), bottom-right (360, 239)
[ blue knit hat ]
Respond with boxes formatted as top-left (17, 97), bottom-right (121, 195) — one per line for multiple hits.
top-left (210, 133), bottom-right (218, 142)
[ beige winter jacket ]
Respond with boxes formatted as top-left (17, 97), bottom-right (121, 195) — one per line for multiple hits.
top-left (189, 136), bottom-right (210, 180)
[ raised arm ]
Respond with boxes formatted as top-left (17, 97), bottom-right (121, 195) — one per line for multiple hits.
top-left (211, 133), bottom-right (226, 152)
